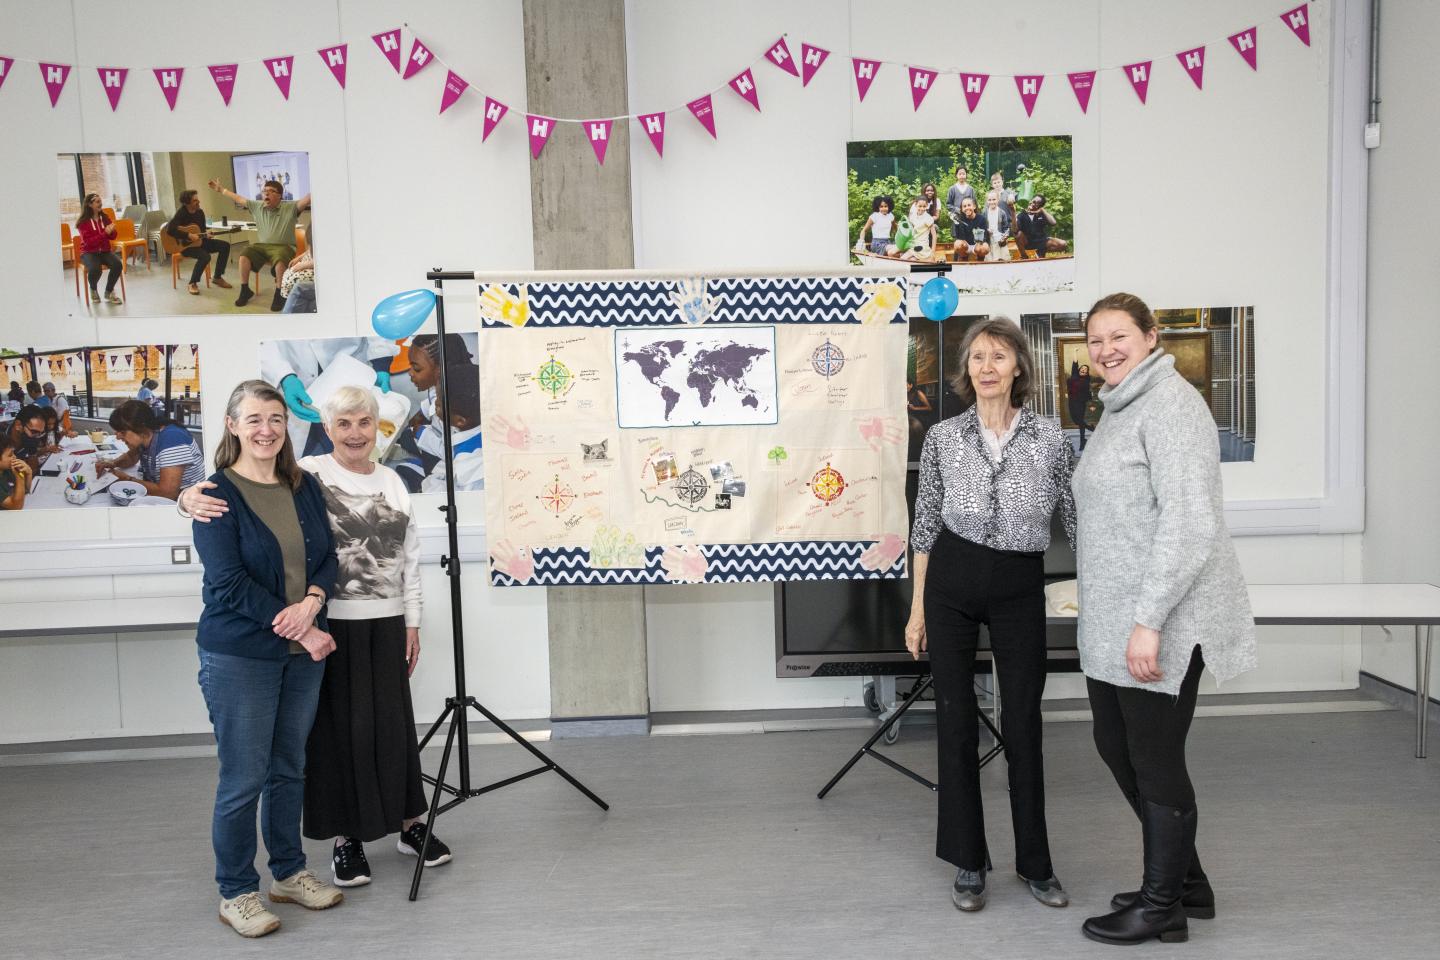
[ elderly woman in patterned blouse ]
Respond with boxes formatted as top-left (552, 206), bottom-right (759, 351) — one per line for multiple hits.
top-left (905, 316), bottom-right (1076, 914)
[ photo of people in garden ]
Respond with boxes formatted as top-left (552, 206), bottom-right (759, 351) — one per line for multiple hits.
top-left (848, 136), bottom-right (1075, 296)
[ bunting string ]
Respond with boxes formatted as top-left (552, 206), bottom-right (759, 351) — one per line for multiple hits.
top-left (0, 3), bottom-right (1317, 163)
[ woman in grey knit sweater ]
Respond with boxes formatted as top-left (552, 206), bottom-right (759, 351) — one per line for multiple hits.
top-left (1070, 293), bottom-right (1256, 947)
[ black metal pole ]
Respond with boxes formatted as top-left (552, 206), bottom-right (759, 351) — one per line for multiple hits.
top-left (430, 273), bottom-right (471, 795)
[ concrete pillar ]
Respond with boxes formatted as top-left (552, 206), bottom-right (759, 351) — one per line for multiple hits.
top-left (523, 0), bottom-right (649, 736)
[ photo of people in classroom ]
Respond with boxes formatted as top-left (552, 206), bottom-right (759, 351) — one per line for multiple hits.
top-left (56, 151), bottom-right (314, 318)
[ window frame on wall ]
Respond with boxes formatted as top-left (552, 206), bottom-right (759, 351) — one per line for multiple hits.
top-left (57, 152), bottom-right (156, 222)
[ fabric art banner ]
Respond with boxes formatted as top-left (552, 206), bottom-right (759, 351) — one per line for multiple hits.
top-left (477, 272), bottom-right (912, 586)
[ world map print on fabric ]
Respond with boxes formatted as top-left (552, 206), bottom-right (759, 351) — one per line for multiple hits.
top-left (616, 326), bottom-right (778, 428)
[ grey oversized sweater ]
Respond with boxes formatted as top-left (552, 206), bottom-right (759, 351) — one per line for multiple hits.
top-left (1070, 350), bottom-right (1257, 694)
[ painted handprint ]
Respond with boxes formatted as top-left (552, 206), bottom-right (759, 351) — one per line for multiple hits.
top-left (489, 413), bottom-right (532, 449)
top-left (859, 533), bottom-right (906, 572)
top-left (854, 281), bottom-right (904, 325)
top-left (660, 544), bottom-right (708, 583)
top-left (479, 283), bottom-right (529, 327)
top-left (491, 539), bottom-right (535, 582)
top-left (668, 277), bottom-right (722, 325)
top-left (858, 416), bottom-right (903, 451)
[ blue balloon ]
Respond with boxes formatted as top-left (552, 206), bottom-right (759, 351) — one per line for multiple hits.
top-left (371, 289), bottom-right (437, 339)
top-left (918, 276), bottom-right (959, 322)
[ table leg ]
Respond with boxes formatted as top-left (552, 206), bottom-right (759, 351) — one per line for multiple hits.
top-left (1418, 624), bottom-right (1433, 760)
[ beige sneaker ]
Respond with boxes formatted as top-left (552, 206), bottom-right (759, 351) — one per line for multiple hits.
top-left (269, 869), bottom-right (344, 910)
top-left (219, 891), bottom-right (281, 937)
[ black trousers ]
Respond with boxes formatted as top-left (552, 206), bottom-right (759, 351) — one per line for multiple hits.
top-left (81, 251), bottom-right (122, 292)
top-left (181, 238), bottom-right (231, 284)
top-left (924, 530), bottom-right (1052, 879)
top-left (1086, 645), bottom-right (1205, 808)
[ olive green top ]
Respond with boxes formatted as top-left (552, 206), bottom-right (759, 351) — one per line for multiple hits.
top-left (226, 468), bottom-right (306, 654)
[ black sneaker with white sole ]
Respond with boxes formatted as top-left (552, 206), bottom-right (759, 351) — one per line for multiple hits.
top-left (397, 822), bottom-right (452, 867)
top-left (332, 838), bottom-right (372, 887)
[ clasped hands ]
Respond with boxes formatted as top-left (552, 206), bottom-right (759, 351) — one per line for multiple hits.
top-left (273, 595), bottom-right (335, 662)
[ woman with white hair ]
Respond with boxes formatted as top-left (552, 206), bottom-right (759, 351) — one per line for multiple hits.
top-left (181, 383), bottom-right (451, 889)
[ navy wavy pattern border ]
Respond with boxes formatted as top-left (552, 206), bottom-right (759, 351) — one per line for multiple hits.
top-left (490, 541), bottom-right (907, 586)
top-left (478, 275), bottom-right (908, 328)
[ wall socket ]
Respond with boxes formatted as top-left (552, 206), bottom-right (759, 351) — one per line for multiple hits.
top-left (171, 546), bottom-right (191, 564)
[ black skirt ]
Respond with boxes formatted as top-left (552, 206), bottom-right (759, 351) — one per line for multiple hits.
top-left (303, 615), bottom-right (427, 842)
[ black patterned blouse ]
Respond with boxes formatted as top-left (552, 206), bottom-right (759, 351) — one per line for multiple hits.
top-left (911, 406), bottom-right (1076, 554)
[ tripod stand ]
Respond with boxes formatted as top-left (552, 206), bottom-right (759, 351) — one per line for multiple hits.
top-left (816, 670), bottom-right (1005, 799)
top-left (403, 270), bottom-right (608, 902)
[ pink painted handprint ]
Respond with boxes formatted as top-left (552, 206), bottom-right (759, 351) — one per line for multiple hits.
top-left (492, 539), bottom-right (535, 582)
top-left (660, 544), bottom-right (708, 583)
top-left (859, 534), bottom-right (906, 572)
top-left (489, 414), bottom-right (532, 449)
top-left (858, 416), bottom-right (903, 451)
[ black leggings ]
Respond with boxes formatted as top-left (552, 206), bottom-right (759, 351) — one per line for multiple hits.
top-left (81, 251), bottom-right (122, 292)
top-left (924, 530), bottom-right (1052, 879)
top-left (1087, 645), bottom-right (1205, 808)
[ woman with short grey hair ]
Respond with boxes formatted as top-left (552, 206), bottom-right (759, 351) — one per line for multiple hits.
top-left (182, 383), bottom-right (453, 890)
top-left (1070, 292), bottom-right (1256, 947)
top-left (906, 316), bottom-right (1076, 914)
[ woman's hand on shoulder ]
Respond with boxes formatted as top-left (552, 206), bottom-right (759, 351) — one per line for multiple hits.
top-left (904, 612), bottom-right (927, 660)
top-left (1125, 624), bottom-right (1163, 683)
top-left (181, 480), bottom-right (228, 522)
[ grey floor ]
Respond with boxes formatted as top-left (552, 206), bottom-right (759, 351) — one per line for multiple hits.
top-left (2, 709), bottom-right (1438, 959)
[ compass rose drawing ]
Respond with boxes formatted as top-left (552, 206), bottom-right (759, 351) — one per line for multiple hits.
top-left (537, 475), bottom-right (576, 515)
top-left (809, 463), bottom-right (846, 504)
top-left (674, 468), bottom-right (710, 505)
top-left (810, 339), bottom-right (846, 379)
top-left (534, 355), bottom-right (573, 398)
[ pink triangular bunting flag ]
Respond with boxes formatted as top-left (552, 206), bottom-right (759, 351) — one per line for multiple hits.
top-left (765, 37), bottom-right (799, 77)
top-left (1067, 71), bottom-right (1096, 112)
top-left (153, 67), bottom-right (183, 110)
top-left (729, 68), bottom-right (761, 111)
top-left (39, 62), bottom-right (70, 107)
top-left (1281, 4), bottom-right (1311, 46)
top-left (318, 44), bottom-right (347, 88)
top-left (1176, 46), bottom-right (1206, 90)
top-left (263, 56), bottom-right (295, 99)
top-left (958, 72), bottom-right (989, 113)
top-left (1014, 74), bottom-right (1043, 116)
top-left (908, 66), bottom-right (937, 111)
top-left (438, 70), bottom-right (468, 114)
top-left (481, 96), bottom-right (509, 141)
top-left (637, 111), bottom-right (666, 157)
top-left (687, 94), bottom-right (717, 138)
top-left (526, 114), bottom-right (556, 159)
top-left (402, 37), bottom-right (434, 79)
top-left (851, 58), bottom-right (880, 101)
top-left (800, 44), bottom-right (830, 87)
top-left (371, 29), bottom-right (403, 72)
top-left (1123, 60), bottom-right (1152, 104)
top-left (96, 66), bottom-right (128, 111)
top-left (0, 57), bottom-right (13, 94)
top-left (585, 119), bottom-right (614, 164)
top-left (208, 64), bottom-right (237, 105)
top-left (1228, 28), bottom-right (1259, 70)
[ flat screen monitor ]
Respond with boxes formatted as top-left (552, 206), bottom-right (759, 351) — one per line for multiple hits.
top-left (231, 151), bottom-right (310, 202)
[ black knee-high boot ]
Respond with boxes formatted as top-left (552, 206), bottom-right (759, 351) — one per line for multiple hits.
top-left (1109, 792), bottom-right (1215, 918)
top-left (1083, 799), bottom-right (1194, 945)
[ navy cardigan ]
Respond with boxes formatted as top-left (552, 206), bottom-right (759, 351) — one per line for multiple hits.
top-left (193, 469), bottom-right (338, 660)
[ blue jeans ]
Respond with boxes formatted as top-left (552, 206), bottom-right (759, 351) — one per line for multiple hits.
top-left (280, 281), bottom-right (316, 314)
top-left (197, 649), bottom-right (325, 898)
